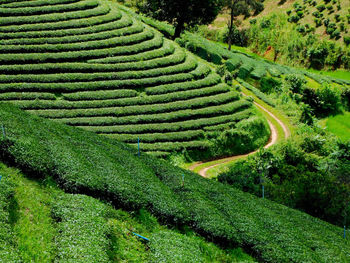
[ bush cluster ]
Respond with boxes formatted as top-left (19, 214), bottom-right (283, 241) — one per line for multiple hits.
top-left (0, 103), bottom-right (349, 262)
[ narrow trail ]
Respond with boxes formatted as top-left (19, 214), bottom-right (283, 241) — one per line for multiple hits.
top-left (189, 99), bottom-right (290, 178)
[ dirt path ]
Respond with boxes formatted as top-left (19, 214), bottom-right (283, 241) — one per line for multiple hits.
top-left (189, 99), bottom-right (290, 177)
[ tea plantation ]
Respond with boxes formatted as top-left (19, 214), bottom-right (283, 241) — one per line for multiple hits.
top-left (1, 102), bottom-right (350, 262)
top-left (0, 0), bottom-right (269, 159)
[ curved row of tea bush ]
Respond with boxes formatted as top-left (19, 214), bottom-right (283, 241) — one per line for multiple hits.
top-left (0, 103), bottom-right (348, 262)
top-left (0, 7), bottom-right (123, 35)
top-left (13, 84), bottom-right (231, 110)
top-left (52, 194), bottom-right (111, 263)
top-left (1, 0), bottom-right (80, 8)
top-left (0, 0), bottom-right (98, 16)
top-left (0, 0), bottom-right (265, 157)
top-left (26, 92), bottom-right (237, 118)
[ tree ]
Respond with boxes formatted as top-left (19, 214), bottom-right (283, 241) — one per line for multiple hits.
top-left (138, 0), bottom-right (223, 39)
top-left (224, 0), bottom-right (263, 50)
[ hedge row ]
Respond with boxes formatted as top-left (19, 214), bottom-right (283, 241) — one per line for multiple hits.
top-left (104, 129), bottom-right (204, 143)
top-left (0, 7), bottom-right (123, 36)
top-left (52, 194), bottom-right (110, 263)
top-left (1, 0), bottom-right (80, 8)
top-left (0, 0), bottom-right (98, 16)
top-left (131, 141), bottom-right (211, 153)
top-left (81, 109), bottom-right (252, 134)
top-left (0, 63), bottom-right (209, 93)
top-left (14, 83), bottom-right (230, 111)
top-left (63, 89), bottom-right (138, 101)
top-left (0, 46), bottom-right (185, 74)
top-left (0, 26), bottom-right (154, 53)
top-left (28, 92), bottom-right (235, 118)
top-left (89, 39), bottom-right (174, 64)
top-left (0, 167), bottom-right (21, 262)
top-left (250, 64), bottom-right (267, 80)
top-left (225, 57), bottom-right (241, 71)
top-left (0, 55), bottom-right (196, 84)
top-left (145, 72), bottom-right (221, 95)
top-left (3, 104), bottom-right (346, 262)
top-left (0, 1), bottom-right (110, 26)
top-left (149, 231), bottom-right (208, 263)
top-left (0, 92), bottom-right (56, 101)
top-left (54, 99), bottom-right (248, 127)
top-left (237, 60), bottom-right (255, 79)
top-left (1, 16), bottom-right (141, 45)
top-left (237, 78), bottom-right (276, 106)
top-left (0, 32), bottom-right (163, 63)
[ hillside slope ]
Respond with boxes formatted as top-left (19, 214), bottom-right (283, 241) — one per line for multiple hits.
top-left (1, 162), bottom-right (252, 262)
top-left (205, 0), bottom-right (350, 69)
top-left (1, 103), bottom-right (350, 262)
top-left (0, 0), bottom-right (269, 160)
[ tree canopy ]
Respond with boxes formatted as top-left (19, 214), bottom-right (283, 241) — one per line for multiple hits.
top-left (138, 0), bottom-right (223, 38)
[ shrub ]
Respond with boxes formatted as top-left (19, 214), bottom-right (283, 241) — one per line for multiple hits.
top-left (288, 14), bottom-right (300, 23)
top-left (237, 61), bottom-right (254, 79)
top-left (249, 18), bottom-right (257, 24)
top-left (285, 74), bottom-right (307, 93)
top-left (323, 18), bottom-right (330, 26)
top-left (314, 18), bottom-right (322, 27)
top-left (260, 76), bottom-right (282, 93)
top-left (303, 85), bottom-right (342, 116)
top-left (296, 10), bottom-right (304, 17)
top-left (335, 14), bottom-right (341, 22)
top-left (317, 4), bottom-right (326, 11)
top-left (286, 10), bottom-right (292, 15)
top-left (225, 57), bottom-right (241, 71)
top-left (344, 36), bottom-right (350, 45)
top-left (312, 11), bottom-right (321, 18)
top-left (260, 18), bottom-right (271, 28)
top-left (1, 104), bottom-right (349, 262)
top-left (296, 25), bottom-right (306, 33)
top-left (326, 27), bottom-right (335, 35)
top-left (331, 29), bottom-right (341, 39)
top-left (52, 194), bottom-right (111, 263)
top-left (307, 42), bottom-right (329, 69)
top-left (340, 22), bottom-right (345, 31)
top-left (326, 3), bottom-right (333, 10)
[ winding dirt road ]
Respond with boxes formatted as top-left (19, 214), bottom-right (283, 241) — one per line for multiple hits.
top-left (189, 99), bottom-right (290, 177)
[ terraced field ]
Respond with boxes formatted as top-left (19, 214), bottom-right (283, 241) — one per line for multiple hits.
top-left (0, 0), bottom-right (265, 158)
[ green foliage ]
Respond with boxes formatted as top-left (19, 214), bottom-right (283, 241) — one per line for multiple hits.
top-left (52, 194), bottom-right (111, 262)
top-left (11, 172), bottom-right (56, 262)
top-left (303, 84), bottom-right (342, 116)
top-left (317, 4), bottom-right (326, 12)
top-left (237, 78), bottom-right (276, 106)
top-left (325, 112), bottom-right (350, 141)
top-left (1, 103), bottom-right (350, 262)
top-left (307, 41), bottom-right (329, 69)
top-left (285, 74), bottom-right (307, 93)
top-left (0, 165), bottom-right (21, 262)
top-left (260, 76), bottom-right (281, 93)
top-left (0, 1), bottom-right (266, 158)
top-left (138, 0), bottom-right (222, 37)
top-left (344, 36), bottom-right (350, 45)
top-left (219, 133), bottom-right (350, 227)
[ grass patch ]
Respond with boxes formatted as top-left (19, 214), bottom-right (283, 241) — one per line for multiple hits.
top-left (324, 111), bottom-right (350, 141)
top-left (1, 164), bottom-right (57, 262)
top-left (308, 69), bottom-right (350, 81)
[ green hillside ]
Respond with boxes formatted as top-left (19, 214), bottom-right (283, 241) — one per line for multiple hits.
top-left (202, 0), bottom-right (350, 69)
top-left (0, 162), bottom-right (253, 262)
top-left (0, 0), bottom-right (269, 160)
top-left (1, 103), bottom-right (350, 262)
